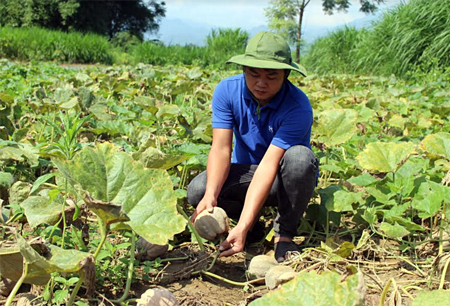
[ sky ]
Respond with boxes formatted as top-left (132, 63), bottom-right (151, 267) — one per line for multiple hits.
top-left (150, 0), bottom-right (404, 45)
top-left (162, 0), bottom-right (398, 29)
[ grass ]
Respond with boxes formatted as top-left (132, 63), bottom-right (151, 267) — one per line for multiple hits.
top-left (0, 26), bottom-right (114, 64)
top-left (0, 26), bottom-right (248, 69)
top-left (304, 0), bottom-right (450, 78)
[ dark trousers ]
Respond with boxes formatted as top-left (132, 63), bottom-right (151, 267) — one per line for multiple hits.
top-left (187, 145), bottom-right (318, 238)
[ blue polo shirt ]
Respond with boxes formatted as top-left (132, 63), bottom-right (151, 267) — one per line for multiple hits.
top-left (212, 74), bottom-right (312, 164)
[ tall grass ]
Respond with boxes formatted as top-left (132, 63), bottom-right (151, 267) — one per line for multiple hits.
top-left (303, 26), bottom-right (363, 75)
top-left (304, 0), bottom-right (450, 78)
top-left (0, 26), bottom-right (249, 68)
top-left (132, 42), bottom-right (207, 66)
top-left (133, 28), bottom-right (248, 68)
top-left (205, 28), bottom-right (248, 68)
top-left (0, 26), bottom-right (114, 64)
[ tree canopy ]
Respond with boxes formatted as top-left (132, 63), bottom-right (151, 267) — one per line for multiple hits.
top-left (0, 0), bottom-right (166, 39)
top-left (265, 0), bottom-right (385, 62)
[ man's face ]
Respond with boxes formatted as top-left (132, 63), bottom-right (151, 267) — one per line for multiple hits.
top-left (244, 67), bottom-right (286, 104)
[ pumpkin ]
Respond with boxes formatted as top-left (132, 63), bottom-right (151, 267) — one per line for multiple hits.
top-left (194, 207), bottom-right (229, 241)
top-left (247, 255), bottom-right (279, 279)
top-left (137, 288), bottom-right (179, 306)
top-left (135, 237), bottom-right (169, 261)
top-left (265, 265), bottom-right (296, 289)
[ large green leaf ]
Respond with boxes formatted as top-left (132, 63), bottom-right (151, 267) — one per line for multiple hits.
top-left (330, 190), bottom-right (365, 212)
top-left (55, 142), bottom-right (186, 244)
top-left (412, 290), bottom-right (450, 306)
top-left (249, 270), bottom-right (364, 306)
top-left (379, 222), bottom-right (409, 238)
top-left (132, 147), bottom-right (189, 170)
top-left (356, 142), bottom-right (415, 173)
top-left (0, 171), bottom-right (14, 187)
top-left (9, 181), bottom-right (31, 206)
top-left (315, 109), bottom-right (357, 147)
top-left (0, 233), bottom-right (92, 285)
top-left (0, 142), bottom-right (39, 167)
top-left (20, 194), bottom-right (64, 228)
top-left (412, 180), bottom-right (450, 219)
top-left (421, 133), bottom-right (450, 160)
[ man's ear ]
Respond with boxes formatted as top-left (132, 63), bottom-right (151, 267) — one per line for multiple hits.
top-left (285, 70), bottom-right (291, 80)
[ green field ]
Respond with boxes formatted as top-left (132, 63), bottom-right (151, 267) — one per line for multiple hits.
top-left (1, 58), bottom-right (449, 305)
top-left (1, 0), bottom-right (450, 305)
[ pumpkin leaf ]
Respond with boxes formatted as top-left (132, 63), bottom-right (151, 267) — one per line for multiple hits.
top-left (357, 142), bottom-right (415, 173)
top-left (20, 193), bottom-right (64, 228)
top-left (55, 142), bottom-right (186, 244)
top-left (0, 232), bottom-right (91, 285)
top-left (379, 222), bottom-right (409, 238)
top-left (316, 109), bottom-right (358, 147)
top-left (420, 133), bottom-right (450, 160)
top-left (249, 270), bottom-right (364, 306)
top-left (412, 290), bottom-right (450, 306)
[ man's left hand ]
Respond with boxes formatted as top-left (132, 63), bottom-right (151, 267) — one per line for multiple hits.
top-left (219, 226), bottom-right (247, 257)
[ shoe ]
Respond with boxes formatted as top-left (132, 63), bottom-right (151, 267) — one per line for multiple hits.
top-left (274, 241), bottom-right (301, 262)
top-left (245, 221), bottom-right (266, 246)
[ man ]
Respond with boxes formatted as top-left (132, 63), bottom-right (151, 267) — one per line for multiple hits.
top-left (188, 31), bottom-right (318, 262)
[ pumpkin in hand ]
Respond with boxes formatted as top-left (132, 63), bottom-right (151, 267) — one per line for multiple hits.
top-left (194, 207), bottom-right (229, 241)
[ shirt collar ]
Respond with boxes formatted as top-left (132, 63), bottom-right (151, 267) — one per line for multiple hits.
top-left (242, 74), bottom-right (288, 110)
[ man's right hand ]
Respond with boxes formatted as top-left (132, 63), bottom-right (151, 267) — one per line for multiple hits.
top-left (190, 194), bottom-right (217, 223)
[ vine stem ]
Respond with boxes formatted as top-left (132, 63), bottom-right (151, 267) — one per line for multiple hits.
top-left (93, 219), bottom-right (109, 259)
top-left (201, 271), bottom-right (264, 287)
top-left (439, 255), bottom-right (450, 290)
top-left (177, 203), bottom-right (204, 251)
top-left (5, 261), bottom-right (29, 306)
top-left (111, 231), bottom-right (136, 304)
top-left (439, 201), bottom-right (447, 256)
top-left (379, 278), bottom-right (393, 306)
top-left (67, 276), bottom-right (84, 306)
top-left (190, 240), bottom-right (265, 287)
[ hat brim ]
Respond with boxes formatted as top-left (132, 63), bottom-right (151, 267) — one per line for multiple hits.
top-left (227, 55), bottom-right (307, 77)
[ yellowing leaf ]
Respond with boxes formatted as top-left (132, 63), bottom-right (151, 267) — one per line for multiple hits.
top-left (388, 114), bottom-right (406, 128)
top-left (249, 270), bottom-right (364, 306)
top-left (379, 222), bottom-right (409, 238)
top-left (316, 109), bottom-right (357, 147)
top-left (421, 133), bottom-right (450, 160)
top-left (55, 142), bottom-right (187, 245)
top-left (357, 142), bottom-right (415, 173)
top-left (412, 290), bottom-right (450, 306)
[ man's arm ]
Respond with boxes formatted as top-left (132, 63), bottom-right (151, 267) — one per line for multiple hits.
top-left (219, 144), bottom-right (285, 256)
top-left (190, 128), bottom-right (233, 222)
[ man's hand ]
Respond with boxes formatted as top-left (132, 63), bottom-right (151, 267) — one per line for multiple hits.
top-left (190, 194), bottom-right (217, 223)
top-left (219, 226), bottom-right (248, 257)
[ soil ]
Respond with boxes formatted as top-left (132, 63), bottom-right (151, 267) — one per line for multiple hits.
top-left (0, 228), bottom-right (444, 306)
top-left (129, 244), bottom-right (268, 306)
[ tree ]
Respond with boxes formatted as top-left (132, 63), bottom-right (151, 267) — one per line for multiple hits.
top-left (265, 0), bottom-right (385, 63)
top-left (70, 0), bottom-right (166, 39)
top-left (0, 0), bottom-right (165, 39)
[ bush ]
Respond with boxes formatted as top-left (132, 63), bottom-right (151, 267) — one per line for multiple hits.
top-left (0, 26), bottom-right (114, 64)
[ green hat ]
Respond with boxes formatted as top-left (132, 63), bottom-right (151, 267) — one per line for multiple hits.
top-left (227, 31), bottom-right (307, 77)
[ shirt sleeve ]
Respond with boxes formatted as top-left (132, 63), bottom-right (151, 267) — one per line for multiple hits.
top-left (212, 80), bottom-right (234, 129)
top-left (271, 108), bottom-right (313, 150)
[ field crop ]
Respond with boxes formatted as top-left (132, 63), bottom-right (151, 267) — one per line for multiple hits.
top-left (0, 60), bottom-right (449, 305)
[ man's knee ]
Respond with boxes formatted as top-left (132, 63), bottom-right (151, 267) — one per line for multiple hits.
top-left (186, 172), bottom-right (207, 207)
top-left (281, 145), bottom-right (318, 179)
